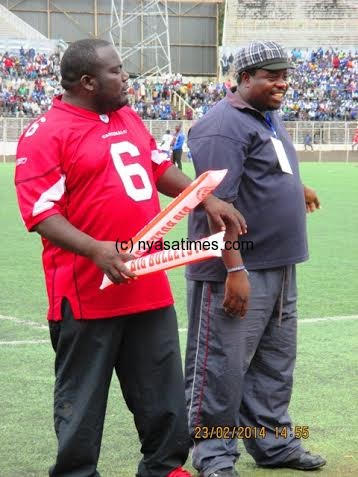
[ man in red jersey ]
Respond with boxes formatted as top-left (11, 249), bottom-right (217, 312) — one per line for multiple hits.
top-left (15, 39), bottom-right (246, 477)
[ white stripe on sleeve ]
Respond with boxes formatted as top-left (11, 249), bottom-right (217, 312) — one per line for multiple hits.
top-left (32, 175), bottom-right (66, 217)
top-left (151, 149), bottom-right (171, 165)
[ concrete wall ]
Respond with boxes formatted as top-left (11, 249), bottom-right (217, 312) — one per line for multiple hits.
top-left (297, 150), bottom-right (358, 162)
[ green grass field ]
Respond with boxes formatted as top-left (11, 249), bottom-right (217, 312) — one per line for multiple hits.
top-left (0, 162), bottom-right (357, 477)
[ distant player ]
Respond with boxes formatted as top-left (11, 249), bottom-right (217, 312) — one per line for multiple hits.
top-left (160, 128), bottom-right (173, 158)
top-left (304, 132), bottom-right (314, 151)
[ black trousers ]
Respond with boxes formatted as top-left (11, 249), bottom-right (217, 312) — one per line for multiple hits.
top-left (172, 149), bottom-right (183, 170)
top-left (49, 300), bottom-right (189, 477)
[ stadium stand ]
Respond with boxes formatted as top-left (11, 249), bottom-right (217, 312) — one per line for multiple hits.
top-left (220, 47), bottom-right (357, 121)
top-left (0, 0), bottom-right (356, 162)
top-left (218, 1), bottom-right (358, 123)
top-left (0, 3), bottom-right (47, 41)
top-left (0, 0), bottom-right (355, 124)
top-left (222, 0), bottom-right (358, 49)
top-left (2, 49), bottom-right (355, 122)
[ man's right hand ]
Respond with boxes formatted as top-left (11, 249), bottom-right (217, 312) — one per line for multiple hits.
top-left (223, 271), bottom-right (250, 318)
top-left (34, 215), bottom-right (137, 284)
top-left (88, 241), bottom-right (137, 284)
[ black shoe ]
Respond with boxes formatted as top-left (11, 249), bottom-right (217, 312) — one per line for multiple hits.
top-left (261, 451), bottom-right (326, 471)
top-left (207, 468), bottom-right (239, 477)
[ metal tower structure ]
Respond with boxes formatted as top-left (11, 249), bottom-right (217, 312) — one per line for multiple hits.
top-left (109, 0), bottom-right (171, 78)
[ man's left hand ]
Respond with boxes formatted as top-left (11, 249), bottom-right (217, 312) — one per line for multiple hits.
top-left (223, 271), bottom-right (251, 318)
top-left (303, 185), bottom-right (321, 213)
top-left (203, 195), bottom-right (247, 235)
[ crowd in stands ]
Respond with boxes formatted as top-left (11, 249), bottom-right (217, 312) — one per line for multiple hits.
top-left (281, 47), bottom-right (357, 120)
top-left (221, 47), bottom-right (357, 121)
top-left (0, 46), bottom-right (61, 117)
top-left (0, 46), bottom-right (357, 121)
top-left (128, 76), bottom-right (226, 120)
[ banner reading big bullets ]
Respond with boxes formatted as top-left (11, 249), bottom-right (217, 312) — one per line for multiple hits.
top-left (100, 169), bottom-right (228, 289)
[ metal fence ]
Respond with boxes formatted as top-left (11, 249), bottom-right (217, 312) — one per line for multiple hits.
top-left (143, 120), bottom-right (358, 147)
top-left (1, 117), bottom-right (357, 160)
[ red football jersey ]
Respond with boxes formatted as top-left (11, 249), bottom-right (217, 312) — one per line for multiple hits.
top-left (15, 96), bottom-right (174, 320)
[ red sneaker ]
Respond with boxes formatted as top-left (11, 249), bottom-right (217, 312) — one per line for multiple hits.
top-left (167, 467), bottom-right (192, 477)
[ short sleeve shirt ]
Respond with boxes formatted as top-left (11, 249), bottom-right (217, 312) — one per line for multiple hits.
top-left (15, 96), bottom-right (174, 320)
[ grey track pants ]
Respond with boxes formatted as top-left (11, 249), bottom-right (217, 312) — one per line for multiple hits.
top-left (185, 266), bottom-right (304, 476)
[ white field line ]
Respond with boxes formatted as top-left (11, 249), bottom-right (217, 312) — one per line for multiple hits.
top-left (0, 339), bottom-right (50, 345)
top-left (178, 314), bottom-right (358, 332)
top-left (0, 314), bottom-right (48, 329)
top-left (1, 313), bottom-right (357, 345)
top-left (299, 315), bottom-right (358, 323)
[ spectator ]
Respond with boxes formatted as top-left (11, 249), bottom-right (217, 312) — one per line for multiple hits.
top-left (304, 132), bottom-right (314, 150)
top-left (171, 124), bottom-right (185, 170)
top-left (219, 47), bottom-right (357, 121)
top-left (160, 128), bottom-right (173, 158)
top-left (352, 127), bottom-right (358, 150)
top-left (0, 45), bottom-right (356, 121)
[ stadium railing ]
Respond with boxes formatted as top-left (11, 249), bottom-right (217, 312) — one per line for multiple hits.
top-left (1, 117), bottom-right (358, 162)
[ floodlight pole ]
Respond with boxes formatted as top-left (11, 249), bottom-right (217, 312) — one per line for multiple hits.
top-left (109, 0), bottom-right (172, 78)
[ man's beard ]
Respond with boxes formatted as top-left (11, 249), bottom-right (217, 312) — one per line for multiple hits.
top-left (94, 86), bottom-right (129, 113)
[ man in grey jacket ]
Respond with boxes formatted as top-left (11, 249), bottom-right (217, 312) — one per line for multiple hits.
top-left (185, 41), bottom-right (325, 477)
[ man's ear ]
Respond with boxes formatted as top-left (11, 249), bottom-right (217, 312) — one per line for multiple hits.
top-left (240, 71), bottom-right (251, 85)
top-left (80, 74), bottom-right (96, 92)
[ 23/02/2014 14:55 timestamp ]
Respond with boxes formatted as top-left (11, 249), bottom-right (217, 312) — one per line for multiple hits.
top-left (193, 426), bottom-right (310, 439)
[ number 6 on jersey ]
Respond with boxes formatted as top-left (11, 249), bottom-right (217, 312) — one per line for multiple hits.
top-left (111, 141), bottom-right (153, 202)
